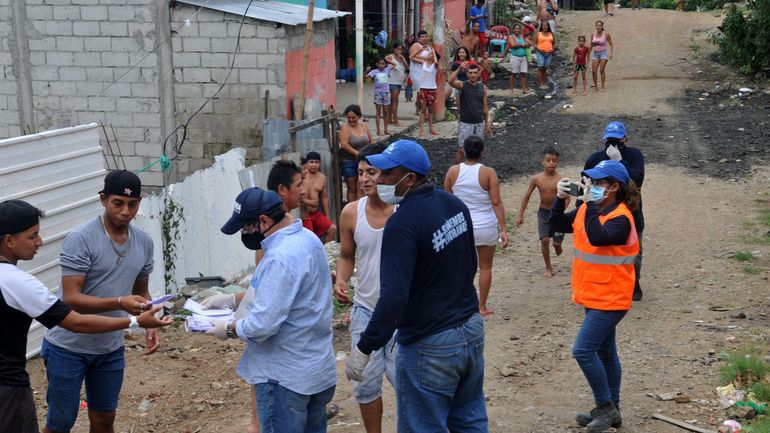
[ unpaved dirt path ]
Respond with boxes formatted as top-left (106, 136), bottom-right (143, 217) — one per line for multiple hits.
top-left (27, 9), bottom-right (770, 433)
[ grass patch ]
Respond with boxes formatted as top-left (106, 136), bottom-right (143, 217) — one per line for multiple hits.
top-left (750, 381), bottom-right (770, 403)
top-left (742, 264), bottom-right (762, 274)
top-left (747, 417), bottom-right (770, 433)
top-left (758, 209), bottom-right (770, 228)
top-left (720, 349), bottom-right (770, 388)
top-left (735, 251), bottom-right (757, 261)
top-left (690, 42), bottom-right (702, 56)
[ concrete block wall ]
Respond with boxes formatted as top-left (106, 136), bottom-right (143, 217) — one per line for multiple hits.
top-left (0, 0), bottom-right (22, 138)
top-left (8, 0), bottom-right (166, 186)
top-left (169, 4), bottom-right (285, 172)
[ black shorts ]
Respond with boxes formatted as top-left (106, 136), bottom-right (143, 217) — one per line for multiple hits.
top-left (575, 64), bottom-right (587, 72)
top-left (0, 384), bottom-right (39, 433)
top-left (604, 0), bottom-right (615, 4)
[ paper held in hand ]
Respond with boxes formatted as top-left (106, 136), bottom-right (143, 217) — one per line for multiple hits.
top-left (182, 299), bottom-right (235, 333)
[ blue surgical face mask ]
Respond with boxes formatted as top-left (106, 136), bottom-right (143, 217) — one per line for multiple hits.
top-left (589, 185), bottom-right (608, 203)
top-left (377, 174), bottom-right (410, 205)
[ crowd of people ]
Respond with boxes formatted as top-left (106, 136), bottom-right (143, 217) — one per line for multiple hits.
top-left (0, 3), bottom-right (644, 433)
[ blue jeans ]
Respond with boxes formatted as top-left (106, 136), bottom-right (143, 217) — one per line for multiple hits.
top-left (572, 309), bottom-right (627, 405)
top-left (396, 313), bottom-right (488, 433)
top-left (350, 303), bottom-right (397, 404)
top-left (41, 339), bottom-right (125, 432)
top-left (254, 382), bottom-right (335, 433)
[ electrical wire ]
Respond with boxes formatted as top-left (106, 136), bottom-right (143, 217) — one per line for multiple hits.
top-left (162, 0), bottom-right (257, 161)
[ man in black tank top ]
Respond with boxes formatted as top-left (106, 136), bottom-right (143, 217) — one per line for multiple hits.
top-left (449, 64), bottom-right (490, 163)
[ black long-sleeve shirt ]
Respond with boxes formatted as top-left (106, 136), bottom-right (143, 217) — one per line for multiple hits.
top-left (357, 184), bottom-right (479, 354)
top-left (584, 146), bottom-right (645, 232)
top-left (549, 199), bottom-right (631, 246)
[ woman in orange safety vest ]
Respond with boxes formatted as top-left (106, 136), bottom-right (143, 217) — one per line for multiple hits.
top-left (549, 160), bottom-right (640, 433)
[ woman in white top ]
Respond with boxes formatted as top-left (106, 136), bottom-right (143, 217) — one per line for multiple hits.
top-left (385, 43), bottom-right (409, 126)
top-left (444, 135), bottom-right (509, 317)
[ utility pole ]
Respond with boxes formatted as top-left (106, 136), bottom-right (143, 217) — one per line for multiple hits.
top-left (356, 0), bottom-right (364, 109)
top-left (432, 0), bottom-right (445, 121)
top-left (298, 0), bottom-right (315, 120)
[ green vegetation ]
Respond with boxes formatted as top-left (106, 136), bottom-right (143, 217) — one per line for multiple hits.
top-left (740, 208), bottom-right (770, 245)
top-left (712, 2), bottom-right (770, 75)
top-left (642, 0), bottom-right (677, 10)
top-left (735, 251), bottom-right (756, 261)
top-left (684, 0), bottom-right (726, 11)
top-left (719, 348), bottom-right (769, 388)
top-left (742, 263), bottom-right (761, 274)
top-left (751, 382), bottom-right (770, 403)
top-left (746, 417), bottom-right (770, 433)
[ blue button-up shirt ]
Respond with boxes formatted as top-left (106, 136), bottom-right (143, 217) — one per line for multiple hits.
top-left (235, 219), bottom-right (336, 395)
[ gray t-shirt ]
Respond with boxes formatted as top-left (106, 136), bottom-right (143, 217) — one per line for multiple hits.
top-left (45, 217), bottom-right (154, 354)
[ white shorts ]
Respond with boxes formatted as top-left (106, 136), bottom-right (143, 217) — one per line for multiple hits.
top-left (474, 226), bottom-right (499, 246)
top-left (509, 55), bottom-right (528, 73)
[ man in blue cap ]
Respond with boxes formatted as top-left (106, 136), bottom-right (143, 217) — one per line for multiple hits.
top-left (345, 140), bottom-right (489, 431)
top-left (207, 187), bottom-right (337, 433)
top-left (584, 121), bottom-right (645, 301)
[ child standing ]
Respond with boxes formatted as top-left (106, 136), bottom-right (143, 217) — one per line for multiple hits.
top-left (573, 36), bottom-right (590, 95)
top-left (366, 58), bottom-right (393, 136)
top-left (479, 51), bottom-right (492, 83)
top-left (515, 147), bottom-right (569, 277)
top-left (405, 77), bottom-right (414, 101)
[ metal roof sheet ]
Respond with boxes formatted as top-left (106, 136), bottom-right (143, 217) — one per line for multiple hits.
top-left (176, 0), bottom-right (349, 26)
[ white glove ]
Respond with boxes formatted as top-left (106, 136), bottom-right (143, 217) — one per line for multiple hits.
top-left (204, 319), bottom-right (230, 341)
top-left (345, 346), bottom-right (370, 381)
top-left (556, 178), bottom-right (572, 199)
top-left (605, 145), bottom-right (622, 161)
top-left (580, 176), bottom-right (595, 202)
top-left (200, 293), bottom-right (236, 310)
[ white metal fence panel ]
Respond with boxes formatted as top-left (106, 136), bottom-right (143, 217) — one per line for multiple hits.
top-left (0, 123), bottom-right (106, 359)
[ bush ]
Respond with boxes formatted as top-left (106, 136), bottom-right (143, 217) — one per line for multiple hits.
top-left (684, 0), bottom-right (727, 11)
top-left (714, 3), bottom-right (770, 75)
top-left (641, 0), bottom-right (677, 9)
top-left (719, 349), bottom-right (770, 388)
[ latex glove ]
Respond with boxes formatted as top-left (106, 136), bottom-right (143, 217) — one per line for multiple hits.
top-left (580, 176), bottom-right (595, 203)
top-left (200, 293), bottom-right (236, 310)
top-left (204, 319), bottom-right (230, 341)
top-left (345, 346), bottom-right (370, 381)
top-left (556, 178), bottom-right (572, 199)
top-left (605, 145), bottom-right (622, 161)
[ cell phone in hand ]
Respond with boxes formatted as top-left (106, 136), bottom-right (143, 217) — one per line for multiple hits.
top-left (568, 182), bottom-right (584, 197)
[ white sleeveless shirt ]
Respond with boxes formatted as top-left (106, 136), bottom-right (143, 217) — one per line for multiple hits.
top-left (353, 197), bottom-right (385, 311)
top-left (452, 163), bottom-right (497, 229)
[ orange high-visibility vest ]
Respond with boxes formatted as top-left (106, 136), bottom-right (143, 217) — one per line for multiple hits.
top-left (571, 202), bottom-right (639, 311)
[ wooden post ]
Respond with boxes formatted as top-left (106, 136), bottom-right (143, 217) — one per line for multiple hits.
top-left (432, 0), bottom-right (446, 121)
top-left (356, 0), bottom-right (364, 109)
top-left (298, 0), bottom-right (316, 121)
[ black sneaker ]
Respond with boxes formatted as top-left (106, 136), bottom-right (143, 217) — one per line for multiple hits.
top-left (632, 285), bottom-right (643, 301)
top-left (585, 401), bottom-right (622, 432)
top-left (576, 404), bottom-right (622, 427)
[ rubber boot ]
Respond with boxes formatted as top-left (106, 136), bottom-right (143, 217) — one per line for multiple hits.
top-left (576, 402), bottom-right (622, 427)
top-left (632, 283), bottom-right (643, 301)
top-left (585, 401), bottom-right (622, 432)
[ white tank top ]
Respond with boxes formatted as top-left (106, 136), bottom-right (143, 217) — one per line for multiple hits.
top-left (353, 197), bottom-right (384, 311)
top-left (452, 163), bottom-right (497, 229)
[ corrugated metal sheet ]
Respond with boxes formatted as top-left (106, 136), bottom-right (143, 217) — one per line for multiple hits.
top-left (0, 123), bottom-right (106, 359)
top-left (175, 0), bottom-right (350, 26)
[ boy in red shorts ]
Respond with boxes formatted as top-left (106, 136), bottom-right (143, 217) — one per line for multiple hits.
top-left (302, 152), bottom-right (337, 243)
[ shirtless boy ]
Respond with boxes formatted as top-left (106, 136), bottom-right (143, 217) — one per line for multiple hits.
top-left (303, 151), bottom-right (337, 243)
top-left (515, 147), bottom-right (569, 277)
top-left (460, 19), bottom-right (480, 59)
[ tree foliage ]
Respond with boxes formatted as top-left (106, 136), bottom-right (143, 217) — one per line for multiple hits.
top-left (714, 2), bottom-right (770, 75)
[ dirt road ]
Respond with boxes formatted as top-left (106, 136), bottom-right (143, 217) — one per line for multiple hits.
top-left (27, 8), bottom-right (770, 433)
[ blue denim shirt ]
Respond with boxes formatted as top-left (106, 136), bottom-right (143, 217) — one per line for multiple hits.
top-left (235, 220), bottom-right (336, 395)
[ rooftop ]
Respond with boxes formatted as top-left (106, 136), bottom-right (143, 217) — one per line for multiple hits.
top-left (175, 0), bottom-right (350, 26)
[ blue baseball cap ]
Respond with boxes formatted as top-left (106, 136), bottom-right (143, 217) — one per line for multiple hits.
top-left (603, 121), bottom-right (627, 141)
top-left (221, 187), bottom-right (283, 235)
top-left (582, 160), bottom-right (630, 185)
top-left (365, 140), bottom-right (431, 176)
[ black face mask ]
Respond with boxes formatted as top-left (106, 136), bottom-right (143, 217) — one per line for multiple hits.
top-left (241, 231), bottom-right (265, 250)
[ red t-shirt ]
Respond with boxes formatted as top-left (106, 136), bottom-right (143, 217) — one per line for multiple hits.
top-left (574, 46), bottom-right (589, 65)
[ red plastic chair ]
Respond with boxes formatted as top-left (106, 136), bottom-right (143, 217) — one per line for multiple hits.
top-left (489, 25), bottom-right (510, 40)
top-left (488, 25), bottom-right (509, 57)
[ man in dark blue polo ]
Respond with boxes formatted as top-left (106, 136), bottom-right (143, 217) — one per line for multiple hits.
top-left (345, 139), bottom-right (488, 432)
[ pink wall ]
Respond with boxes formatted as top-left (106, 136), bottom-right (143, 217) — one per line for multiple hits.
top-left (421, 0), bottom-right (467, 41)
top-left (284, 40), bottom-right (337, 119)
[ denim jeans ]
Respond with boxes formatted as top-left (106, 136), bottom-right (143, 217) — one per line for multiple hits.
top-left (254, 382), bottom-right (335, 433)
top-left (396, 313), bottom-right (488, 433)
top-left (41, 339), bottom-right (125, 432)
top-left (572, 308), bottom-right (627, 405)
top-left (350, 303), bottom-right (397, 404)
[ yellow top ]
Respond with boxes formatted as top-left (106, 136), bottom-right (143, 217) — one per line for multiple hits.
top-left (536, 32), bottom-right (554, 52)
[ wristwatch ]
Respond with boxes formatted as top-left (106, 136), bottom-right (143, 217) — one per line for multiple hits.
top-left (128, 316), bottom-right (139, 330)
top-left (226, 323), bottom-right (237, 339)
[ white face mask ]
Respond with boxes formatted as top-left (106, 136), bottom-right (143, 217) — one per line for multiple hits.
top-left (377, 174), bottom-right (410, 205)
